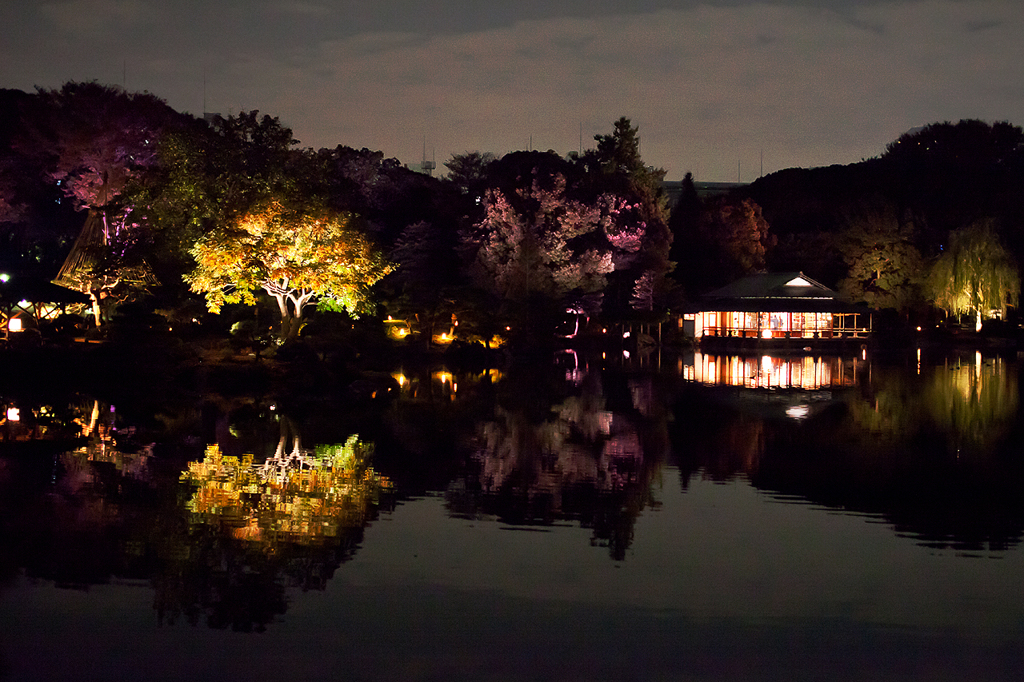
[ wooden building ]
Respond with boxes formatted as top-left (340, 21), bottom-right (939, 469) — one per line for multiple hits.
top-left (680, 273), bottom-right (871, 342)
top-left (1, 274), bottom-right (89, 342)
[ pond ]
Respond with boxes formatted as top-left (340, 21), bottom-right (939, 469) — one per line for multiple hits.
top-left (1, 349), bottom-right (1023, 681)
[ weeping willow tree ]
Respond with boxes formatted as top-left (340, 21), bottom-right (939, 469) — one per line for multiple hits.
top-left (927, 222), bottom-right (1019, 332)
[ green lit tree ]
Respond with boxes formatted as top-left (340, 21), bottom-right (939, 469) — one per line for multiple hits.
top-left (837, 200), bottom-right (925, 311)
top-left (927, 221), bottom-right (1020, 331)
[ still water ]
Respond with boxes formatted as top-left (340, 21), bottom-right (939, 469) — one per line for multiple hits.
top-left (1, 350), bottom-right (1023, 681)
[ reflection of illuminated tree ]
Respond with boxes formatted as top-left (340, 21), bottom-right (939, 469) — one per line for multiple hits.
top-left (181, 435), bottom-right (391, 546)
top-left (922, 355), bottom-right (1018, 455)
top-left (742, 356), bottom-right (1024, 553)
top-left (152, 433), bottom-right (391, 631)
top-left (447, 369), bottom-right (662, 560)
top-left (847, 355), bottom-right (1017, 456)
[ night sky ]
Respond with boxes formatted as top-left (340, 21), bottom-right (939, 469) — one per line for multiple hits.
top-left (2, 0), bottom-right (1022, 180)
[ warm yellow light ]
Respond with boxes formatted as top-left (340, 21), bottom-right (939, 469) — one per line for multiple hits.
top-left (8, 317), bottom-right (22, 332)
top-left (761, 329), bottom-right (772, 339)
top-left (5, 407), bottom-right (19, 422)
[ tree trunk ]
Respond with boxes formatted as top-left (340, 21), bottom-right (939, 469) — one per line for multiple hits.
top-left (273, 294), bottom-right (305, 341)
top-left (89, 290), bottom-right (103, 327)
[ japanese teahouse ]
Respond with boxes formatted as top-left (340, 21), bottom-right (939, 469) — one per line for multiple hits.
top-left (680, 272), bottom-right (871, 343)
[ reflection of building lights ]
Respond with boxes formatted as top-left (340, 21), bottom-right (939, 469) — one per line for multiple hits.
top-left (785, 404), bottom-right (810, 420)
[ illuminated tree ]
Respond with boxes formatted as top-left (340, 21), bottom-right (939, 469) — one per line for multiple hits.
top-left (837, 200), bottom-right (925, 311)
top-left (696, 197), bottom-right (774, 286)
top-left (464, 173), bottom-right (647, 332)
top-left (927, 221), bottom-right (1019, 331)
top-left (581, 117), bottom-right (673, 315)
top-left (25, 83), bottom-right (183, 323)
top-left (186, 201), bottom-right (394, 340)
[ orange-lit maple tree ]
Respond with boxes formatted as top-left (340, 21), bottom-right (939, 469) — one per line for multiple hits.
top-left (186, 201), bottom-right (393, 340)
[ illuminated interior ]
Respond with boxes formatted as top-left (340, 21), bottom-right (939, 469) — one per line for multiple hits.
top-left (693, 310), bottom-right (869, 339)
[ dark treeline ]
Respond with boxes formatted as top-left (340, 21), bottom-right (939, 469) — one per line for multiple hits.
top-left (2, 82), bottom-right (1024, 357)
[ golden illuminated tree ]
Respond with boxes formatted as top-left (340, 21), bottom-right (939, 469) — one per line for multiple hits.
top-left (186, 201), bottom-right (394, 340)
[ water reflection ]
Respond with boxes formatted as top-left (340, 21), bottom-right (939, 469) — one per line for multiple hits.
top-left (446, 365), bottom-right (666, 560)
top-left (673, 351), bottom-right (1024, 552)
top-left (1, 351), bottom-right (1023, 654)
top-left (847, 352), bottom-right (1018, 456)
top-left (181, 435), bottom-right (390, 546)
top-left (681, 351), bottom-right (863, 390)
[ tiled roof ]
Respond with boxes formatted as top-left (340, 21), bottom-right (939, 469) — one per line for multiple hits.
top-left (702, 272), bottom-right (836, 300)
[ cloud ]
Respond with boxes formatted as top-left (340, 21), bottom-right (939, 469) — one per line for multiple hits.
top-left (215, 0), bottom-right (1012, 179)
top-left (7, 0), bottom-right (1023, 181)
top-left (37, 0), bottom-right (155, 38)
top-left (266, 1), bottom-right (333, 17)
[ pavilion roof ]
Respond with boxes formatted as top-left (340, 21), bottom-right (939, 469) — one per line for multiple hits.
top-left (696, 272), bottom-right (869, 313)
